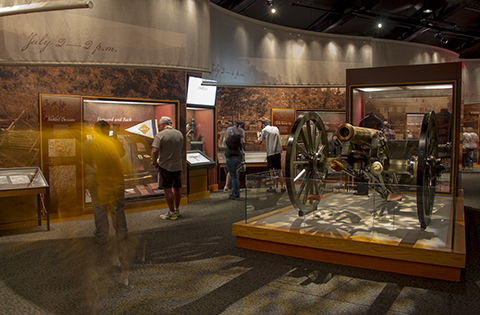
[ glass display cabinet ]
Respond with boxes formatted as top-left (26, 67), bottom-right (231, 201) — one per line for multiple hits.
top-left (186, 106), bottom-right (216, 198)
top-left (232, 62), bottom-right (465, 282)
top-left (83, 97), bottom-right (179, 203)
top-left (0, 167), bottom-right (49, 230)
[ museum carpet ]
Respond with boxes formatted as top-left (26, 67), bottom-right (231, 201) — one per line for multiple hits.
top-left (0, 170), bottom-right (480, 314)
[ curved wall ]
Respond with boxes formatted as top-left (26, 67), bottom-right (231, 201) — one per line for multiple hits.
top-left (462, 59), bottom-right (480, 104)
top-left (206, 4), bottom-right (459, 87)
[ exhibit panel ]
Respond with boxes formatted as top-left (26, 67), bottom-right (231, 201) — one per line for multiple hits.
top-left (39, 94), bottom-right (83, 214)
top-left (82, 97), bottom-right (179, 203)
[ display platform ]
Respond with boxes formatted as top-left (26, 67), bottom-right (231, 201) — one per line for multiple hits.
top-left (233, 176), bottom-right (465, 281)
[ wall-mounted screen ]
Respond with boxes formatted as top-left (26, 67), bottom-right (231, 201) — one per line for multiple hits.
top-left (186, 76), bottom-right (217, 106)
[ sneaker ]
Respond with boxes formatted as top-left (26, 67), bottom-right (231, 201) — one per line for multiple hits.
top-left (160, 211), bottom-right (179, 220)
top-left (228, 196), bottom-right (240, 200)
top-left (281, 187), bottom-right (286, 193)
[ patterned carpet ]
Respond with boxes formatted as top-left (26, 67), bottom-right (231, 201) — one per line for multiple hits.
top-left (0, 173), bottom-right (480, 314)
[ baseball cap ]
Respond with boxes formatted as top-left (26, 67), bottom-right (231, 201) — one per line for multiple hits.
top-left (159, 116), bottom-right (172, 125)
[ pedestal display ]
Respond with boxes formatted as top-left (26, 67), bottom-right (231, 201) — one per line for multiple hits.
top-left (187, 150), bottom-right (216, 202)
top-left (233, 173), bottom-right (465, 281)
top-left (0, 167), bottom-right (50, 230)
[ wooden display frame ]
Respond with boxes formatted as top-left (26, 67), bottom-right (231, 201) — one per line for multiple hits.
top-left (233, 191), bottom-right (465, 281)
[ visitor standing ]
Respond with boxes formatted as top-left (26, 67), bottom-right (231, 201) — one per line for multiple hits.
top-left (151, 116), bottom-right (185, 220)
top-left (258, 119), bottom-right (285, 192)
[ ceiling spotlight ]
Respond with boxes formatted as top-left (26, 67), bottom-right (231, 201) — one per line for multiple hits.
top-left (423, 9), bottom-right (433, 14)
top-left (434, 33), bottom-right (448, 44)
top-left (266, 0), bottom-right (275, 13)
top-left (377, 23), bottom-right (383, 29)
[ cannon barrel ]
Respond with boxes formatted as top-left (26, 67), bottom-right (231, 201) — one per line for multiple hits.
top-left (336, 123), bottom-right (384, 147)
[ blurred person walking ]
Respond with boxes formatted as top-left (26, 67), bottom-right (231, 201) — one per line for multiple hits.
top-left (84, 120), bottom-right (128, 244)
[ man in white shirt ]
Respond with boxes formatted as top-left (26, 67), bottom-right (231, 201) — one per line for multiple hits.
top-left (258, 120), bottom-right (285, 192)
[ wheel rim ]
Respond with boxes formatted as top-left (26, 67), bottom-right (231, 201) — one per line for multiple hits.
top-left (416, 110), bottom-right (438, 229)
top-left (285, 112), bottom-right (329, 216)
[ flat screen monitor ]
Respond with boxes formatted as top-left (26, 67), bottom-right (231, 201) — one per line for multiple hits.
top-left (186, 76), bottom-right (217, 106)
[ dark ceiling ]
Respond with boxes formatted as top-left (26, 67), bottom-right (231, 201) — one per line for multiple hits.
top-left (211, 0), bottom-right (480, 59)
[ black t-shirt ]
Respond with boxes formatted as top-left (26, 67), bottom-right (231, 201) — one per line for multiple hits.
top-left (225, 134), bottom-right (242, 158)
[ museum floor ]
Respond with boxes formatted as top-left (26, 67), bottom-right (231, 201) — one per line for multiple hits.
top-left (1, 169), bottom-right (480, 314)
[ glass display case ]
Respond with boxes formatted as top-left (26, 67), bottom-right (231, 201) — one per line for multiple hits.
top-left (234, 171), bottom-right (463, 281)
top-left (0, 167), bottom-right (49, 230)
top-left (243, 173), bottom-right (455, 246)
top-left (0, 167), bottom-right (48, 192)
top-left (232, 63), bottom-right (464, 281)
top-left (82, 97), bottom-right (179, 203)
top-left (186, 107), bottom-right (216, 188)
top-left (350, 83), bottom-right (455, 195)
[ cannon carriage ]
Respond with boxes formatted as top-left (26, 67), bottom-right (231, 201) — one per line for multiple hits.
top-left (285, 111), bottom-right (444, 229)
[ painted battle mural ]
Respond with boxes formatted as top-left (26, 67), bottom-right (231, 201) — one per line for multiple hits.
top-left (0, 66), bottom-right (186, 169)
top-left (215, 86), bottom-right (347, 152)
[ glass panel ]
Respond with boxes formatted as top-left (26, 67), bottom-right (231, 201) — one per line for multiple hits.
top-left (0, 167), bottom-right (48, 190)
top-left (351, 83), bottom-right (454, 195)
top-left (186, 107), bottom-right (215, 158)
top-left (245, 173), bottom-right (455, 249)
top-left (186, 107), bottom-right (216, 186)
top-left (83, 99), bottom-right (177, 203)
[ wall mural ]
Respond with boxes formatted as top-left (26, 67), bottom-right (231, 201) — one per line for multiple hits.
top-left (0, 66), bottom-right (186, 169)
top-left (215, 87), bottom-right (347, 152)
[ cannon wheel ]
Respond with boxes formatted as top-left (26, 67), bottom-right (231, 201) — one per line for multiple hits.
top-left (417, 110), bottom-right (438, 229)
top-left (285, 112), bottom-right (329, 216)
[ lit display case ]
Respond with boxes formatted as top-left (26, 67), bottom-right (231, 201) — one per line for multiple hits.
top-left (350, 83), bottom-right (455, 195)
top-left (232, 63), bottom-right (465, 281)
top-left (83, 97), bottom-right (179, 202)
top-left (186, 106), bottom-right (216, 191)
top-left (0, 167), bottom-right (49, 230)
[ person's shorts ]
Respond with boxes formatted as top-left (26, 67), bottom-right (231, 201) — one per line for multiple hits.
top-left (267, 153), bottom-right (281, 170)
top-left (159, 167), bottom-right (182, 189)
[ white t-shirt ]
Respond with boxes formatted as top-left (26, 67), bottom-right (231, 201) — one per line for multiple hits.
top-left (259, 125), bottom-right (282, 157)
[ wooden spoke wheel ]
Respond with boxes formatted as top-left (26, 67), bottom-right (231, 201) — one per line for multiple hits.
top-left (416, 110), bottom-right (439, 229)
top-left (285, 112), bottom-right (329, 216)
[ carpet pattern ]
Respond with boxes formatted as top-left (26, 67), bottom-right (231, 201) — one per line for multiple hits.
top-left (0, 172), bottom-right (480, 314)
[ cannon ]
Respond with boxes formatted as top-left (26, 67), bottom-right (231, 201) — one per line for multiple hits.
top-left (285, 111), bottom-right (443, 229)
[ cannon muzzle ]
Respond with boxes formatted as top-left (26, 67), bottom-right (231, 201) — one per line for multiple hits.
top-left (336, 123), bottom-right (384, 147)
